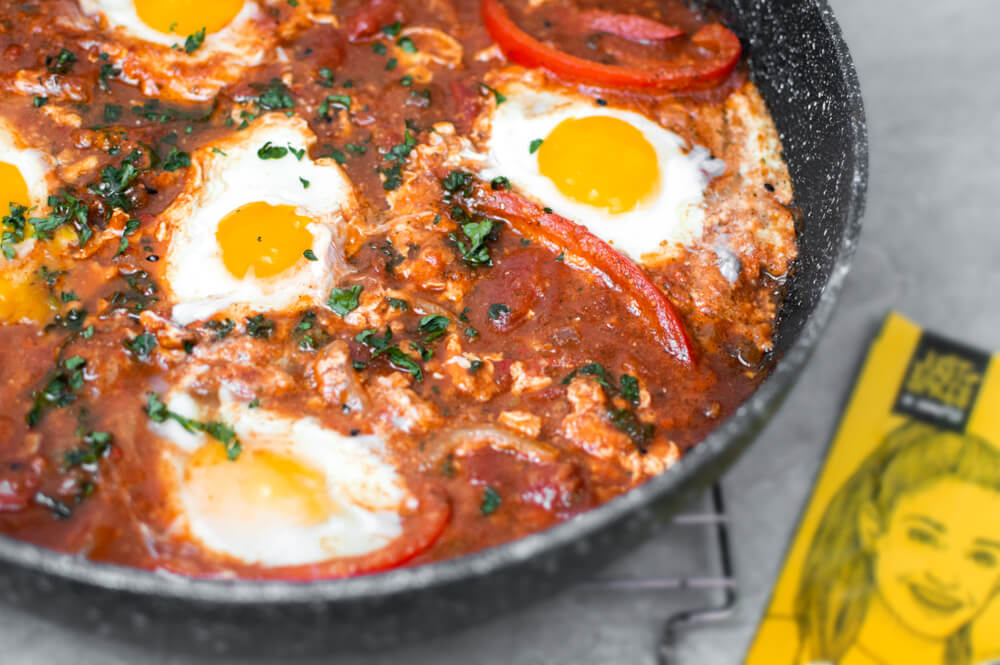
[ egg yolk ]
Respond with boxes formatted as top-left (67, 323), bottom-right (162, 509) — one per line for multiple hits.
top-left (216, 202), bottom-right (315, 279)
top-left (186, 444), bottom-right (335, 527)
top-left (0, 276), bottom-right (54, 323)
top-left (0, 161), bottom-right (31, 210)
top-left (537, 115), bottom-right (660, 214)
top-left (134, 0), bottom-right (244, 37)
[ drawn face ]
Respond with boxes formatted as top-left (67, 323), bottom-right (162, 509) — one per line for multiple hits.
top-left (865, 478), bottom-right (1000, 640)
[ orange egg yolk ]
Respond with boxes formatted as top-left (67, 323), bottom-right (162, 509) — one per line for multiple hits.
top-left (0, 276), bottom-right (53, 323)
top-left (215, 202), bottom-right (315, 279)
top-left (186, 444), bottom-right (335, 527)
top-left (0, 161), bottom-right (51, 322)
top-left (537, 115), bottom-right (660, 214)
top-left (134, 0), bottom-right (244, 37)
top-left (0, 161), bottom-right (31, 210)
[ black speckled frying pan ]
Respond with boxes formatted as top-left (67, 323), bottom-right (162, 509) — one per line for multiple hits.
top-left (0, 0), bottom-right (867, 656)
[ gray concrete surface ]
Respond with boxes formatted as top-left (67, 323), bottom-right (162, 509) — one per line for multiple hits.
top-left (4, 0), bottom-right (999, 662)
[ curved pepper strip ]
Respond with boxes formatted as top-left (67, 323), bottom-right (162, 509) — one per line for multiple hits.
top-left (467, 186), bottom-right (696, 367)
top-left (579, 10), bottom-right (684, 42)
top-left (481, 0), bottom-right (741, 91)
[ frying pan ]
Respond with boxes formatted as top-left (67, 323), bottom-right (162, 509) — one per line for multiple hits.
top-left (0, 0), bottom-right (867, 656)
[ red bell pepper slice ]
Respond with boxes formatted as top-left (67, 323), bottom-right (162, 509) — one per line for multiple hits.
top-left (467, 186), bottom-right (696, 367)
top-left (578, 10), bottom-right (684, 42)
top-left (481, 0), bottom-right (741, 91)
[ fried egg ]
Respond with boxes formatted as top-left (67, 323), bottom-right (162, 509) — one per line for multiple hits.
top-left (77, 0), bottom-right (284, 100)
top-left (160, 114), bottom-right (356, 325)
top-left (0, 118), bottom-right (54, 217)
top-left (479, 85), bottom-right (726, 263)
top-left (151, 390), bottom-right (411, 566)
top-left (79, 0), bottom-right (259, 50)
top-left (0, 118), bottom-right (57, 322)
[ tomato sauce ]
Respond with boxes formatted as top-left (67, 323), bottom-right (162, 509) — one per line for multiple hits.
top-left (0, 0), bottom-right (794, 576)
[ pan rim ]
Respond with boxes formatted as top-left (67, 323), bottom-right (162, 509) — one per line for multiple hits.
top-left (0, 0), bottom-right (868, 606)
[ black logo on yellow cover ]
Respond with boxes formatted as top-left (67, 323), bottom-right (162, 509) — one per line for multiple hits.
top-left (893, 332), bottom-right (990, 432)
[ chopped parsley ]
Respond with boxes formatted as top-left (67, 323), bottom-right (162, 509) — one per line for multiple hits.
top-left (418, 314), bottom-right (449, 343)
top-left (63, 430), bottom-right (112, 468)
top-left (562, 363), bottom-right (652, 452)
top-left (449, 219), bottom-right (496, 267)
top-left (131, 98), bottom-right (215, 124)
top-left (287, 145), bottom-right (305, 161)
top-left (529, 138), bottom-right (544, 154)
top-left (621, 374), bottom-right (640, 405)
top-left (303, 248), bottom-right (318, 260)
top-left (98, 61), bottom-right (121, 92)
top-left (145, 392), bottom-right (243, 460)
top-left (123, 332), bottom-right (157, 361)
top-left (245, 314), bottom-right (275, 339)
top-left (257, 141), bottom-right (288, 160)
top-left (327, 284), bottom-right (362, 317)
top-left (441, 170), bottom-right (473, 199)
top-left (26, 356), bottom-right (87, 426)
top-left (381, 21), bottom-right (402, 37)
top-left (488, 302), bottom-right (510, 321)
top-left (379, 126), bottom-right (417, 191)
top-left (299, 177), bottom-right (310, 189)
top-left (480, 486), bottom-right (501, 515)
top-left (183, 27), bottom-right (206, 54)
top-left (479, 82), bottom-right (506, 105)
top-left (372, 42), bottom-right (387, 55)
top-left (162, 147), bottom-right (191, 172)
top-left (33, 96), bottom-right (48, 108)
top-left (252, 78), bottom-right (295, 111)
top-left (205, 317), bottom-right (235, 339)
top-left (355, 327), bottom-right (423, 381)
top-left (89, 149), bottom-right (143, 214)
top-left (562, 361), bottom-right (614, 389)
top-left (103, 103), bottom-right (122, 123)
top-left (318, 94), bottom-right (351, 117)
top-left (397, 36), bottom-right (417, 53)
top-left (45, 48), bottom-right (77, 74)
top-left (490, 176), bottom-right (511, 190)
top-left (32, 190), bottom-right (92, 246)
top-left (115, 217), bottom-right (141, 257)
top-left (1, 203), bottom-right (28, 259)
top-left (609, 408), bottom-right (653, 453)
top-left (386, 297), bottom-right (408, 311)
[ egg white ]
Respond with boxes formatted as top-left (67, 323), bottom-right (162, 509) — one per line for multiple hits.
top-left (479, 85), bottom-right (726, 263)
top-left (0, 118), bottom-right (55, 212)
top-left (152, 390), bottom-right (410, 567)
top-left (79, 0), bottom-right (263, 53)
top-left (0, 118), bottom-right (56, 262)
top-left (161, 114), bottom-right (356, 325)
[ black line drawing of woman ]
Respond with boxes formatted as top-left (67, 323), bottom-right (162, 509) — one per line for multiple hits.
top-left (793, 422), bottom-right (1000, 665)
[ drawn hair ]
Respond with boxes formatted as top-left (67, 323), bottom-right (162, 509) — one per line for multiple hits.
top-left (794, 422), bottom-right (1000, 665)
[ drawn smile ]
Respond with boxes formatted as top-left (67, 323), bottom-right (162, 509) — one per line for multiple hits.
top-left (908, 583), bottom-right (964, 614)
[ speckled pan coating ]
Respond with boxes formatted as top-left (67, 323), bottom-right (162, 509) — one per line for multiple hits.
top-left (0, 0), bottom-right (867, 655)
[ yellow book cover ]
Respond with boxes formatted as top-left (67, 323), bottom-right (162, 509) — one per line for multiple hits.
top-left (745, 312), bottom-right (1000, 665)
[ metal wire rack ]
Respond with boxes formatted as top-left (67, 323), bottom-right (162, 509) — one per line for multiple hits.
top-left (577, 484), bottom-right (736, 665)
